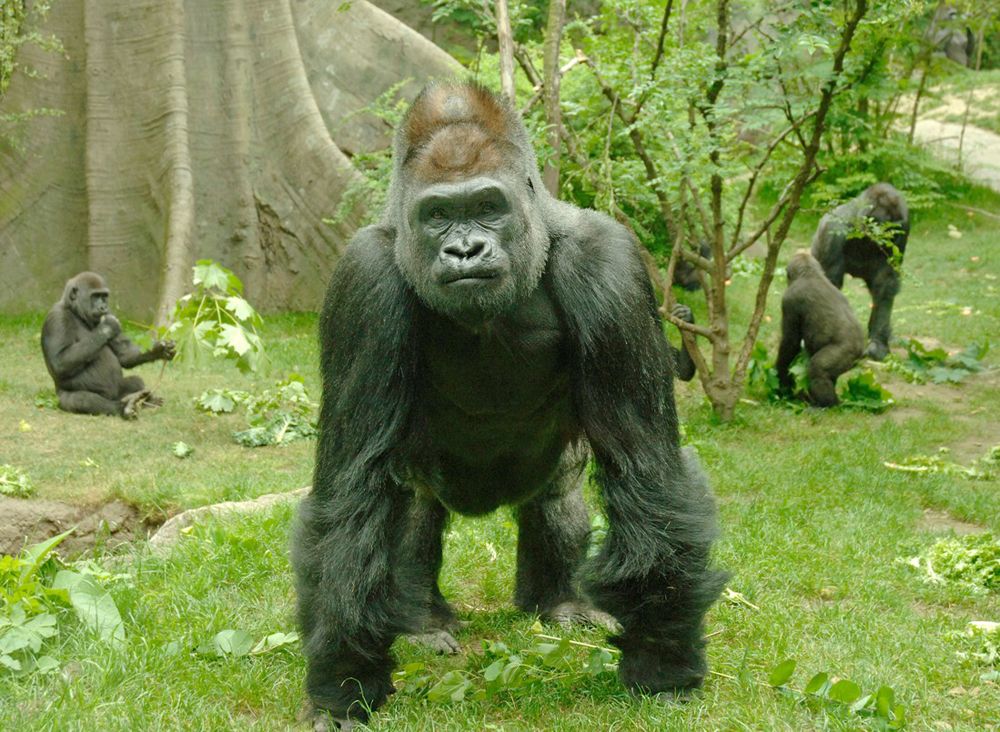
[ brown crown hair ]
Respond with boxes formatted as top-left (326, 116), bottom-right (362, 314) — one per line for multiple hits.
top-left (402, 83), bottom-right (520, 183)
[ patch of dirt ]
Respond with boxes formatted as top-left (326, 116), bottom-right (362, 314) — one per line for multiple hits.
top-left (918, 508), bottom-right (986, 536)
top-left (0, 498), bottom-right (148, 557)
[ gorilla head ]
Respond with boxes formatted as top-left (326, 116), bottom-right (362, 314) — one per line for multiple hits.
top-left (63, 272), bottom-right (110, 328)
top-left (388, 83), bottom-right (551, 325)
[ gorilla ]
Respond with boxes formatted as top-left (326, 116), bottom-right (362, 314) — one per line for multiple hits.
top-left (810, 182), bottom-right (909, 361)
top-left (670, 304), bottom-right (697, 382)
top-left (292, 82), bottom-right (726, 728)
top-left (672, 243), bottom-right (711, 292)
top-left (41, 272), bottom-right (175, 419)
top-left (933, 5), bottom-right (975, 67)
top-left (776, 252), bottom-right (865, 407)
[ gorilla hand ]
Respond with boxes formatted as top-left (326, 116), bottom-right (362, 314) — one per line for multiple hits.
top-left (151, 339), bottom-right (177, 361)
top-left (98, 314), bottom-right (122, 340)
top-left (671, 304), bottom-right (694, 324)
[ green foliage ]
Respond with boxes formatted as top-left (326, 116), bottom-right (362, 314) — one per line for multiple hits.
top-left (231, 376), bottom-right (318, 448)
top-left (885, 338), bottom-right (989, 384)
top-left (767, 659), bottom-right (906, 729)
top-left (394, 624), bottom-right (618, 705)
top-left (171, 442), bottom-right (194, 459)
top-left (0, 464), bottom-right (33, 497)
top-left (194, 388), bottom-right (248, 415)
top-left (884, 445), bottom-right (999, 480)
top-left (1, 532), bottom-right (124, 675)
top-left (164, 261), bottom-right (265, 375)
top-left (904, 533), bottom-right (1000, 593)
top-left (746, 344), bottom-right (809, 405)
top-left (32, 390), bottom-right (57, 410)
top-left (195, 629), bottom-right (299, 658)
top-left (948, 621), bottom-right (999, 673)
top-left (839, 370), bottom-right (895, 413)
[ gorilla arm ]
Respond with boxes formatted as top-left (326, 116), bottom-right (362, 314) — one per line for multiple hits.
top-left (291, 225), bottom-right (424, 722)
top-left (551, 210), bottom-right (727, 692)
top-left (775, 294), bottom-right (804, 392)
top-left (41, 307), bottom-right (119, 383)
top-left (111, 332), bottom-right (176, 368)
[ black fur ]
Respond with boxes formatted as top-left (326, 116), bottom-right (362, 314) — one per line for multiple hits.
top-left (292, 82), bottom-right (727, 725)
top-left (776, 252), bottom-right (865, 407)
top-left (810, 183), bottom-right (909, 361)
top-left (40, 272), bottom-right (174, 418)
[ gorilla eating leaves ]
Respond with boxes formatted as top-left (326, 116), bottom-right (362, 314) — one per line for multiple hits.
top-left (41, 272), bottom-right (175, 419)
top-left (292, 82), bottom-right (726, 728)
top-left (776, 252), bottom-right (865, 407)
top-left (810, 182), bottom-right (909, 361)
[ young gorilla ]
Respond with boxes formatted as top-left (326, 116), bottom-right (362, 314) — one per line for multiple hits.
top-left (41, 272), bottom-right (175, 419)
top-left (810, 182), bottom-right (909, 361)
top-left (292, 82), bottom-right (727, 729)
top-left (670, 304), bottom-right (697, 382)
top-left (776, 252), bottom-right (865, 407)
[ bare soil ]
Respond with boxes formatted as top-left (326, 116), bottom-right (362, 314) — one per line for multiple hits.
top-left (0, 498), bottom-right (149, 557)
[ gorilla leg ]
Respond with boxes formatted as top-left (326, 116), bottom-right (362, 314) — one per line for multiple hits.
top-left (807, 345), bottom-right (856, 407)
top-left (864, 266), bottom-right (900, 361)
top-left (118, 375), bottom-right (146, 397)
top-left (514, 458), bottom-right (596, 622)
top-left (403, 497), bottom-right (461, 654)
top-left (58, 389), bottom-right (121, 416)
top-left (292, 483), bottom-right (422, 722)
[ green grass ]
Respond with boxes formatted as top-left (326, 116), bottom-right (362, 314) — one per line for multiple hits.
top-left (1, 185), bottom-right (999, 730)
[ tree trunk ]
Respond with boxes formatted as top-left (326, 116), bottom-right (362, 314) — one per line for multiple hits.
top-left (541, 0), bottom-right (566, 196)
top-left (495, 0), bottom-right (516, 104)
top-left (0, 0), bottom-right (460, 321)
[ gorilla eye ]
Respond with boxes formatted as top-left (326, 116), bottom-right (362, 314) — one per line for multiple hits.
top-left (430, 208), bottom-right (447, 220)
top-left (479, 201), bottom-right (496, 215)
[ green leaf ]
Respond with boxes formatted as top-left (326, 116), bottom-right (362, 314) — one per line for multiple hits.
top-left (250, 631), bottom-right (299, 655)
top-left (483, 659), bottom-right (504, 683)
top-left (768, 658), bottom-right (796, 687)
top-left (171, 442), bottom-right (193, 459)
top-left (52, 570), bottom-right (125, 644)
top-left (804, 671), bottom-right (830, 696)
top-left (212, 629), bottom-right (255, 657)
top-left (192, 260), bottom-right (232, 292)
top-left (18, 530), bottom-right (73, 583)
top-left (224, 296), bottom-right (256, 322)
top-left (875, 685), bottom-right (895, 718)
top-left (427, 670), bottom-right (472, 703)
top-left (828, 678), bottom-right (862, 704)
top-left (217, 323), bottom-right (252, 356)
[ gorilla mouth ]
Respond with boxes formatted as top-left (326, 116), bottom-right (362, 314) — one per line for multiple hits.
top-left (441, 269), bottom-right (500, 285)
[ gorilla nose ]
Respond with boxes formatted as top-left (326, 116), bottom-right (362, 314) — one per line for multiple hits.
top-left (441, 238), bottom-right (492, 264)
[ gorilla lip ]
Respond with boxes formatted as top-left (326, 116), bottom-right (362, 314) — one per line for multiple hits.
top-left (440, 269), bottom-right (500, 285)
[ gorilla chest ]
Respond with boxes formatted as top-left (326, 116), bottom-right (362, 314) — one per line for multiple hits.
top-left (419, 304), bottom-right (569, 421)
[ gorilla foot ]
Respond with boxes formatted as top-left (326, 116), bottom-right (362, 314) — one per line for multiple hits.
top-left (864, 340), bottom-right (889, 361)
top-left (618, 641), bottom-right (707, 696)
top-left (143, 392), bottom-right (165, 408)
top-left (543, 600), bottom-right (621, 633)
top-left (120, 390), bottom-right (151, 420)
top-left (405, 628), bottom-right (461, 654)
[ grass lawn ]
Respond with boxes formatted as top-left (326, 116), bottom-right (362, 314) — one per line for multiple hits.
top-left (1, 184), bottom-right (998, 730)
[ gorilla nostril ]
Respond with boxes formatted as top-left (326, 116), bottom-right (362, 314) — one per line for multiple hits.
top-left (442, 239), bottom-right (490, 262)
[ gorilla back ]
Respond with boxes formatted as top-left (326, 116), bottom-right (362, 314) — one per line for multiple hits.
top-left (293, 82), bottom-right (726, 727)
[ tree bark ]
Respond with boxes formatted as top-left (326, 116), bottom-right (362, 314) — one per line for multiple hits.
top-left (541, 0), bottom-right (566, 196)
top-left (0, 0), bottom-right (460, 320)
top-left (495, 0), bottom-right (516, 104)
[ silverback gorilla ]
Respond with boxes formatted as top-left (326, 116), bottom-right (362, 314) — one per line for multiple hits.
top-left (41, 272), bottom-right (175, 419)
top-left (292, 82), bottom-right (727, 728)
top-left (776, 252), bottom-right (865, 407)
top-left (810, 183), bottom-right (909, 361)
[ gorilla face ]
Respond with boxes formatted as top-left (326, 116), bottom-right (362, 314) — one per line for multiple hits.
top-left (399, 173), bottom-right (549, 325)
top-left (65, 273), bottom-right (110, 328)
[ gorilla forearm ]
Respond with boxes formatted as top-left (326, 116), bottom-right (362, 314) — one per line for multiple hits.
top-left (42, 319), bottom-right (113, 381)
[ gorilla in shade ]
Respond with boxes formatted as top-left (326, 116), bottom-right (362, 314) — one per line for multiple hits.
top-left (41, 272), bottom-right (175, 419)
top-left (776, 251), bottom-right (865, 407)
top-left (933, 5), bottom-right (975, 67)
top-left (292, 82), bottom-right (727, 729)
top-left (670, 304), bottom-right (697, 382)
top-left (810, 182), bottom-right (909, 361)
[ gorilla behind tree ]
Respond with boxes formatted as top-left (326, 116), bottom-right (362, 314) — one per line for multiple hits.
top-left (292, 82), bottom-right (726, 728)
top-left (811, 182), bottom-right (909, 361)
top-left (776, 252), bottom-right (864, 407)
top-left (41, 272), bottom-right (175, 419)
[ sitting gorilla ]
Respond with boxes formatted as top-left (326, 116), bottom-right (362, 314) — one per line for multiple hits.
top-left (776, 252), bottom-right (864, 407)
top-left (810, 182), bottom-right (909, 361)
top-left (672, 243), bottom-right (711, 292)
top-left (292, 82), bottom-right (727, 729)
top-left (41, 272), bottom-right (175, 419)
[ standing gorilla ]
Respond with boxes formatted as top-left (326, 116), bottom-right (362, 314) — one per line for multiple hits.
top-left (41, 272), bottom-right (175, 419)
top-left (810, 182), bottom-right (909, 361)
top-left (776, 252), bottom-right (865, 407)
top-left (292, 82), bottom-right (727, 728)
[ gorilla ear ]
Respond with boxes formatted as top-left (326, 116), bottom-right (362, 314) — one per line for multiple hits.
top-left (68, 286), bottom-right (78, 302)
